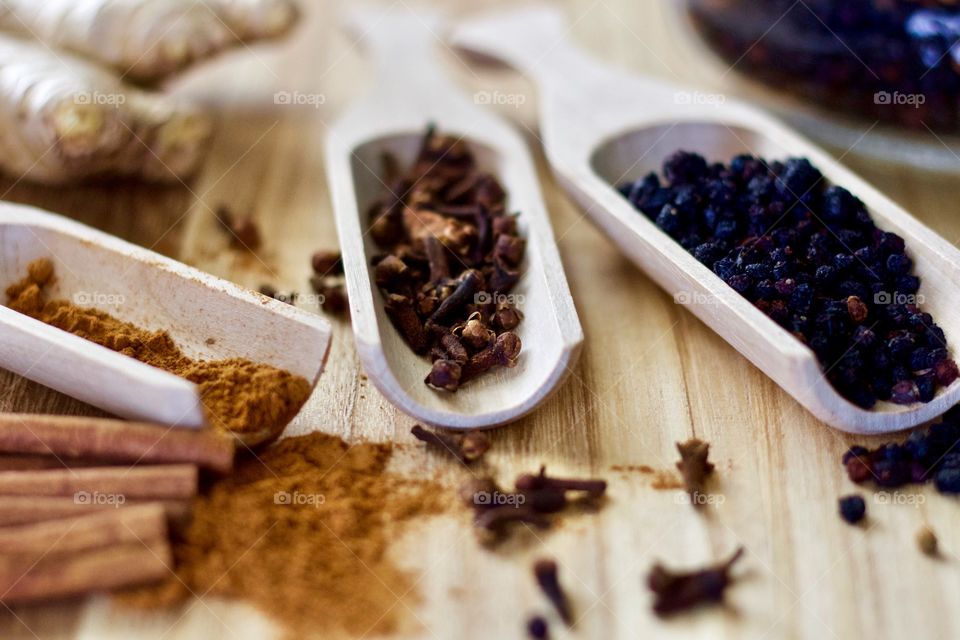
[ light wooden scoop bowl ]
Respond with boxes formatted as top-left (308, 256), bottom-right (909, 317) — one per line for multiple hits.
top-left (452, 6), bottom-right (960, 434)
top-left (325, 8), bottom-right (582, 429)
top-left (0, 203), bottom-right (332, 446)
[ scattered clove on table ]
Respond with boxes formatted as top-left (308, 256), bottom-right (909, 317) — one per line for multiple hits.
top-left (459, 467), bottom-right (607, 542)
top-left (216, 206), bottom-right (261, 251)
top-left (309, 249), bottom-right (348, 315)
top-left (533, 559), bottom-right (573, 626)
top-left (410, 425), bottom-right (490, 463)
top-left (676, 438), bottom-right (715, 508)
top-left (367, 125), bottom-right (526, 392)
top-left (647, 547), bottom-right (745, 616)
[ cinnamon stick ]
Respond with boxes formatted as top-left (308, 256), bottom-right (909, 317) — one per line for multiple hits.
top-left (0, 503), bottom-right (167, 557)
top-left (0, 465), bottom-right (198, 500)
top-left (0, 414), bottom-right (234, 473)
top-left (0, 496), bottom-right (190, 527)
top-left (0, 454), bottom-right (107, 472)
top-left (0, 539), bottom-right (172, 604)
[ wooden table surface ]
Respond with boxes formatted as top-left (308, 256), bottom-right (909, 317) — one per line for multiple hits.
top-left (3, 1), bottom-right (960, 639)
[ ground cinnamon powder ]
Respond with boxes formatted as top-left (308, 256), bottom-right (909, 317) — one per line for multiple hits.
top-left (121, 431), bottom-right (449, 638)
top-left (5, 259), bottom-right (311, 438)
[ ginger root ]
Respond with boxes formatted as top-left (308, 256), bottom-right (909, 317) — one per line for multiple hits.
top-left (0, 0), bottom-right (300, 84)
top-left (0, 0), bottom-right (300, 185)
top-left (0, 35), bottom-right (211, 184)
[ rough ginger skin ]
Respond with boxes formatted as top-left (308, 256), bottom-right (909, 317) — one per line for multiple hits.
top-left (0, 34), bottom-right (212, 184)
top-left (0, 0), bottom-right (300, 83)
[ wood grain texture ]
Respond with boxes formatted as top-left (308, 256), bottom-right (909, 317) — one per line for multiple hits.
top-left (2, 1), bottom-right (960, 639)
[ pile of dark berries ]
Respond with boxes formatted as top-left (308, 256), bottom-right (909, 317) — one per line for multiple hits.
top-left (618, 151), bottom-right (958, 409)
top-left (843, 406), bottom-right (960, 494)
top-left (688, 1), bottom-right (960, 131)
top-left (367, 125), bottom-right (525, 392)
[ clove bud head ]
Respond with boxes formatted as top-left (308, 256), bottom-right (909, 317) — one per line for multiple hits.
top-left (425, 359), bottom-right (462, 391)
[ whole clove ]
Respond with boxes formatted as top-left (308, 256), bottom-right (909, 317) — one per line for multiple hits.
top-left (428, 269), bottom-right (483, 326)
top-left (493, 302), bottom-right (523, 332)
top-left (216, 206), bottom-right (261, 251)
top-left (461, 332), bottom-right (522, 383)
top-left (438, 332), bottom-right (469, 365)
top-left (533, 559), bottom-right (573, 626)
top-left (386, 294), bottom-right (429, 353)
top-left (458, 312), bottom-right (495, 351)
top-left (460, 467), bottom-right (608, 541)
top-left (367, 126), bottom-right (526, 392)
top-left (647, 547), bottom-right (745, 616)
top-left (309, 250), bottom-right (348, 315)
top-left (311, 250), bottom-right (343, 276)
top-left (516, 466), bottom-right (607, 500)
top-left (425, 359), bottom-right (462, 391)
top-left (410, 425), bottom-right (490, 464)
top-left (676, 438), bottom-right (715, 508)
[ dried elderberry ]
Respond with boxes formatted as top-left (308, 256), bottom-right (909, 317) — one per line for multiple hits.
top-left (619, 151), bottom-right (957, 410)
top-left (838, 495), bottom-right (866, 524)
top-left (843, 407), bottom-right (960, 495)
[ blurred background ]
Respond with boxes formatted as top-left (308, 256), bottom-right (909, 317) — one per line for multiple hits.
top-left (2, 1), bottom-right (960, 639)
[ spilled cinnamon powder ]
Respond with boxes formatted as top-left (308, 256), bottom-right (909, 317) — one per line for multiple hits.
top-left (5, 259), bottom-right (310, 438)
top-left (121, 431), bottom-right (449, 637)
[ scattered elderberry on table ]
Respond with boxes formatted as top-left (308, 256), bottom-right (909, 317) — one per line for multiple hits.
top-left (619, 151), bottom-right (958, 409)
top-left (838, 495), bottom-right (867, 524)
top-left (843, 406), bottom-right (960, 494)
top-left (527, 616), bottom-right (550, 640)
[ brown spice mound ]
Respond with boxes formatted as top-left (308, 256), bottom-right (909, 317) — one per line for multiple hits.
top-left (121, 431), bottom-right (448, 637)
top-left (5, 259), bottom-right (310, 437)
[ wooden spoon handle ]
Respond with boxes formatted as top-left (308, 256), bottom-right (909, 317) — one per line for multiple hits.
top-left (344, 6), bottom-right (452, 96)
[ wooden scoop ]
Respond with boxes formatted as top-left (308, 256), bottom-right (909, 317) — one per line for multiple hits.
top-left (325, 7), bottom-right (582, 429)
top-left (452, 7), bottom-right (960, 434)
top-left (0, 203), bottom-right (332, 446)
